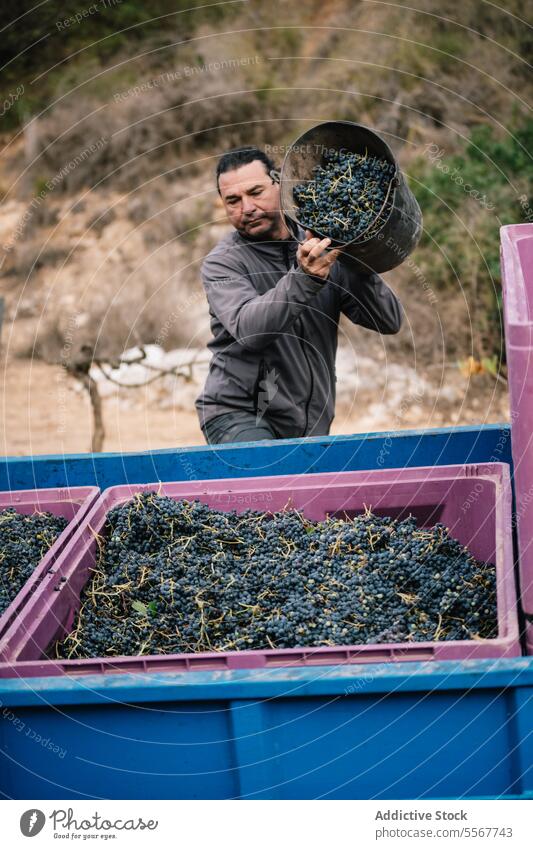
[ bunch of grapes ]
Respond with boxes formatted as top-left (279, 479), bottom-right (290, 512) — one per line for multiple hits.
top-left (52, 493), bottom-right (498, 660)
top-left (293, 148), bottom-right (395, 243)
top-left (0, 508), bottom-right (68, 615)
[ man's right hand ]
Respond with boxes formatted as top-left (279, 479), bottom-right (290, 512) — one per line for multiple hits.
top-left (297, 229), bottom-right (342, 281)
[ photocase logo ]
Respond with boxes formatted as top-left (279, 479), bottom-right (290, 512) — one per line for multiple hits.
top-left (256, 367), bottom-right (279, 424)
top-left (20, 809), bottom-right (46, 837)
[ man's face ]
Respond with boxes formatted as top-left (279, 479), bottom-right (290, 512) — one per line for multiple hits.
top-left (218, 160), bottom-right (282, 240)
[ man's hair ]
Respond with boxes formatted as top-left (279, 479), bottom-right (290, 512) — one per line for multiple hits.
top-left (216, 146), bottom-right (277, 195)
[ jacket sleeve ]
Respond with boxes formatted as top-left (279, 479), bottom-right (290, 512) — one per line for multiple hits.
top-left (201, 251), bottom-right (326, 352)
top-left (337, 266), bottom-right (404, 334)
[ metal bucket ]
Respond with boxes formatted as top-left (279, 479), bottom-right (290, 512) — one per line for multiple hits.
top-left (278, 120), bottom-right (423, 273)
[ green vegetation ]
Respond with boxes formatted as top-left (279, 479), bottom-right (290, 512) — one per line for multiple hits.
top-left (409, 120), bottom-right (533, 358)
top-left (0, 0), bottom-right (235, 128)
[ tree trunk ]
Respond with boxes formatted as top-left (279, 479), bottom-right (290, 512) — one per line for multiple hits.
top-left (78, 372), bottom-right (105, 452)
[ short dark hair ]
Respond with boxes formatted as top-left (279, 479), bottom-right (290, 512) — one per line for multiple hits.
top-left (216, 146), bottom-right (277, 195)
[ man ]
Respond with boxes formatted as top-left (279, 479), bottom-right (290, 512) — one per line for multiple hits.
top-left (195, 146), bottom-right (404, 444)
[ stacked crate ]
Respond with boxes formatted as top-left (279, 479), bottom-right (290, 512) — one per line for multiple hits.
top-left (0, 487), bottom-right (99, 642)
top-left (501, 223), bottom-right (533, 653)
top-left (0, 468), bottom-right (520, 676)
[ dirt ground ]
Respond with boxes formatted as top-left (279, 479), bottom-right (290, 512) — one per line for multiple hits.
top-left (1, 355), bottom-right (511, 457)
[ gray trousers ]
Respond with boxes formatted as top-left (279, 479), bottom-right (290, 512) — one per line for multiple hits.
top-left (202, 410), bottom-right (279, 445)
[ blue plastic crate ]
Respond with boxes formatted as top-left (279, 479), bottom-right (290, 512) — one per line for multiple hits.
top-left (0, 424), bottom-right (527, 800)
top-left (0, 423), bottom-right (515, 491)
top-left (0, 658), bottom-right (531, 799)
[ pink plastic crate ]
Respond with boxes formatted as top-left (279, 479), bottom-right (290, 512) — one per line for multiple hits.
top-left (501, 223), bottom-right (533, 615)
top-left (526, 620), bottom-right (533, 656)
top-left (0, 487), bottom-right (99, 639)
top-left (0, 464), bottom-right (518, 678)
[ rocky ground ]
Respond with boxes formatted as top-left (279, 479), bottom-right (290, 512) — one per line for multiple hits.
top-left (0, 342), bottom-right (509, 456)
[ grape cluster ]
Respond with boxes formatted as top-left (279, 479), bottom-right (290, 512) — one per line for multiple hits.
top-left (52, 493), bottom-right (498, 660)
top-left (0, 508), bottom-right (68, 616)
top-left (293, 149), bottom-right (395, 243)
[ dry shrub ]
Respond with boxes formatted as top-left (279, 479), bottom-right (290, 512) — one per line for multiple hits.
top-left (127, 185), bottom-right (213, 248)
top-left (2, 235), bottom-right (71, 278)
top-left (87, 206), bottom-right (117, 235)
top-left (33, 246), bottom-right (210, 365)
top-left (27, 62), bottom-right (268, 194)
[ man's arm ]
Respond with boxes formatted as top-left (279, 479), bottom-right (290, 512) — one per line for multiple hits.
top-left (201, 251), bottom-right (325, 352)
top-left (338, 266), bottom-right (404, 334)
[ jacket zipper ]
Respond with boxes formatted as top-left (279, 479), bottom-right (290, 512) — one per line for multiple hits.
top-left (282, 242), bottom-right (314, 436)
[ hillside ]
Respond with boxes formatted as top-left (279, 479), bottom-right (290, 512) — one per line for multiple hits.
top-left (0, 0), bottom-right (530, 452)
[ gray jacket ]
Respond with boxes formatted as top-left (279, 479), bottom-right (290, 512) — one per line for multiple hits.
top-left (195, 223), bottom-right (403, 439)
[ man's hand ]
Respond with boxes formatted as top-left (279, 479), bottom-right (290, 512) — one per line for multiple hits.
top-left (297, 230), bottom-right (342, 281)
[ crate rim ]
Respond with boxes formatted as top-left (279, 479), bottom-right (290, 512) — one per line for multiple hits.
top-left (1, 656), bottom-right (532, 707)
